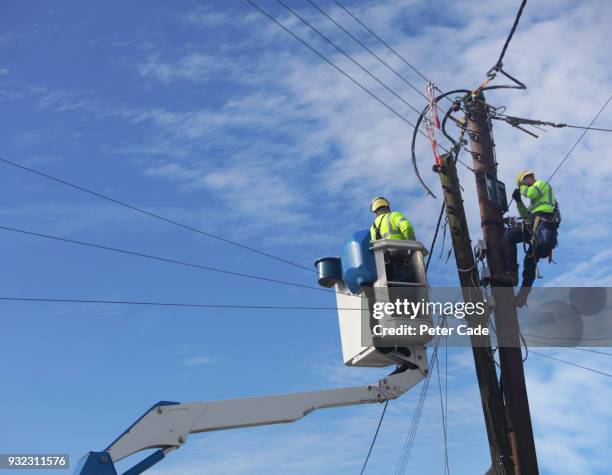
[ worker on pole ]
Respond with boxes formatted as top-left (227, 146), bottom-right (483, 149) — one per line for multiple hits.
top-left (501, 170), bottom-right (560, 306)
top-left (369, 197), bottom-right (415, 282)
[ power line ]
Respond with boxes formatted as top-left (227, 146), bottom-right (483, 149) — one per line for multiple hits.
top-left (426, 202), bottom-right (446, 271)
top-left (0, 296), bottom-right (357, 311)
top-left (491, 112), bottom-right (612, 133)
top-left (519, 334), bottom-right (612, 356)
top-left (0, 157), bottom-right (315, 274)
top-left (0, 224), bottom-right (335, 295)
top-left (529, 349), bottom-right (612, 379)
top-left (305, 0), bottom-right (447, 117)
top-left (435, 346), bottom-right (450, 475)
top-left (332, 0), bottom-right (442, 94)
top-left (277, 0), bottom-right (422, 117)
top-left (359, 208), bottom-right (445, 474)
top-left (359, 400), bottom-right (388, 475)
top-left (244, 0), bottom-right (449, 152)
top-left (547, 95), bottom-right (612, 183)
top-left (492, 0), bottom-right (528, 72)
top-left (396, 328), bottom-right (444, 475)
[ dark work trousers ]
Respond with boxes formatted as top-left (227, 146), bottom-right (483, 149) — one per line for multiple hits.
top-left (501, 222), bottom-right (537, 288)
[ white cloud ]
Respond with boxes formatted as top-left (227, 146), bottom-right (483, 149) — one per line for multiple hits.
top-left (53, 0), bottom-right (601, 276)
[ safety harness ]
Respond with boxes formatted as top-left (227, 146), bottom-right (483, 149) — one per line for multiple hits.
top-left (372, 213), bottom-right (404, 240)
top-left (522, 203), bottom-right (561, 269)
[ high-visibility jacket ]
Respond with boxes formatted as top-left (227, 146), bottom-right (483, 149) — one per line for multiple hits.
top-left (370, 211), bottom-right (415, 241)
top-left (517, 179), bottom-right (556, 217)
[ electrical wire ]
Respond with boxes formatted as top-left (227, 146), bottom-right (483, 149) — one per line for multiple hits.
top-left (395, 329), bottom-right (444, 474)
top-left (0, 296), bottom-right (358, 311)
top-left (435, 342), bottom-right (450, 475)
top-left (546, 95), bottom-right (612, 183)
top-left (244, 0), bottom-right (441, 146)
top-left (0, 224), bottom-right (338, 295)
top-left (276, 0), bottom-right (424, 117)
top-left (490, 112), bottom-right (612, 133)
top-left (305, 0), bottom-right (452, 119)
top-left (0, 157), bottom-right (315, 274)
top-left (425, 202), bottom-right (446, 272)
top-left (529, 349), bottom-right (612, 379)
top-left (359, 400), bottom-right (388, 475)
top-left (410, 89), bottom-right (472, 197)
top-left (332, 0), bottom-right (450, 103)
top-left (491, 0), bottom-right (528, 73)
top-left (360, 202), bottom-right (445, 473)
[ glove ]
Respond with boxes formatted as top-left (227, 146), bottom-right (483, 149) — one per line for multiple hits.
top-left (512, 188), bottom-right (522, 202)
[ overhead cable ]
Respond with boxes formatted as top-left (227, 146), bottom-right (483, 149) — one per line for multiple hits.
top-left (546, 95), bottom-right (612, 183)
top-left (306, 0), bottom-right (451, 118)
top-left (0, 157), bottom-right (315, 273)
top-left (275, 0), bottom-right (423, 117)
top-left (332, 0), bottom-right (448, 101)
top-left (359, 400), bottom-right (388, 475)
top-left (529, 349), bottom-right (612, 379)
top-left (0, 296), bottom-right (355, 311)
top-left (491, 112), bottom-right (612, 133)
top-left (0, 224), bottom-right (336, 295)
top-left (491, 0), bottom-right (528, 73)
top-left (244, 0), bottom-right (449, 151)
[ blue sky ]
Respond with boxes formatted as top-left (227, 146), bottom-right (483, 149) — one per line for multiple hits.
top-left (0, 1), bottom-right (611, 474)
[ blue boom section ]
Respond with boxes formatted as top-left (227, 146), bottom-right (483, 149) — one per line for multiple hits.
top-left (341, 229), bottom-right (377, 293)
top-left (74, 450), bottom-right (165, 475)
top-left (73, 452), bottom-right (117, 475)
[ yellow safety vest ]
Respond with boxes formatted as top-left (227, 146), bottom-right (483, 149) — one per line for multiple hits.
top-left (518, 179), bottom-right (556, 217)
top-left (370, 211), bottom-right (415, 241)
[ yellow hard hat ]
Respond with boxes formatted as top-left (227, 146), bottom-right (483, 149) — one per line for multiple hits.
top-left (370, 196), bottom-right (390, 213)
top-left (515, 169), bottom-right (535, 186)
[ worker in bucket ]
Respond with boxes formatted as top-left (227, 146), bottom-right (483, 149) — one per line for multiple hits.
top-left (501, 170), bottom-right (560, 307)
top-left (369, 196), bottom-right (416, 282)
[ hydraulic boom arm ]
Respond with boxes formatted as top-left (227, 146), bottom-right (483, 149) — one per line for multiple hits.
top-left (74, 366), bottom-right (425, 475)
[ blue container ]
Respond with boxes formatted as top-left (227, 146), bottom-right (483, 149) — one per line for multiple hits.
top-left (341, 229), bottom-right (378, 294)
top-left (314, 257), bottom-right (343, 288)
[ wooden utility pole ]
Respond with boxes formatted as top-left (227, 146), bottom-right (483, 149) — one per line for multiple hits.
top-left (465, 96), bottom-right (539, 474)
top-left (436, 154), bottom-right (514, 475)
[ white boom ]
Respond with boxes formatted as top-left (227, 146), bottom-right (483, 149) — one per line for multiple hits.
top-left (74, 366), bottom-right (426, 475)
